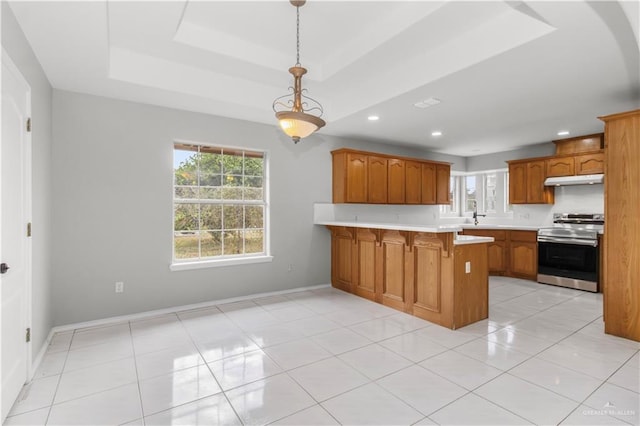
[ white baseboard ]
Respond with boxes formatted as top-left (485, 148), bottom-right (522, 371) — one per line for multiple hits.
top-left (29, 328), bottom-right (55, 381)
top-left (51, 283), bottom-right (332, 334)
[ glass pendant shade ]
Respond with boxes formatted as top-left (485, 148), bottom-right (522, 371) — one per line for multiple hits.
top-left (276, 111), bottom-right (326, 143)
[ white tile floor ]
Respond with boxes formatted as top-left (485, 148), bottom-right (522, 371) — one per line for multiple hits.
top-left (5, 277), bottom-right (640, 426)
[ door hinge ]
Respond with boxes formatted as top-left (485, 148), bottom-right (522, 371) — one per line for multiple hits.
top-left (26, 117), bottom-right (32, 132)
top-left (26, 328), bottom-right (31, 343)
top-left (27, 222), bottom-right (32, 237)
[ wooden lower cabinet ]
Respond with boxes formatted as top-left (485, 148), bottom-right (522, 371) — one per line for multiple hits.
top-left (327, 226), bottom-right (489, 329)
top-left (410, 234), bottom-right (452, 326)
top-left (453, 244), bottom-right (489, 328)
top-left (461, 229), bottom-right (537, 280)
top-left (355, 228), bottom-right (378, 301)
top-left (380, 230), bottom-right (409, 311)
top-left (509, 231), bottom-right (537, 280)
top-left (509, 242), bottom-right (537, 280)
top-left (329, 227), bottom-right (355, 293)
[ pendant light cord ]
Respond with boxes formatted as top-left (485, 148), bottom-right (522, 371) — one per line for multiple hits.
top-left (296, 5), bottom-right (301, 66)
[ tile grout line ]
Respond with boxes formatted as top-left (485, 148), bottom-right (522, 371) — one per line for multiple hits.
top-left (43, 329), bottom-right (75, 425)
top-left (127, 320), bottom-right (147, 426)
top-left (175, 307), bottom-right (246, 425)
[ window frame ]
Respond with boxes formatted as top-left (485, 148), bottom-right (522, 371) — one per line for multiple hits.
top-left (441, 169), bottom-right (512, 219)
top-left (170, 140), bottom-right (272, 271)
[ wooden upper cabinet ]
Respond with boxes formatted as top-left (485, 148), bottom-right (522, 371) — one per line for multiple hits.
top-left (387, 159), bottom-right (406, 204)
top-left (332, 148), bottom-right (451, 205)
top-left (545, 150), bottom-right (604, 178)
top-left (546, 157), bottom-right (575, 177)
top-left (576, 152), bottom-right (604, 175)
top-left (553, 133), bottom-right (604, 155)
top-left (508, 162), bottom-right (527, 204)
top-left (436, 164), bottom-right (451, 204)
top-left (332, 151), bottom-right (367, 203)
top-left (421, 163), bottom-right (436, 204)
top-left (405, 161), bottom-right (422, 204)
top-left (526, 160), bottom-right (552, 204)
top-left (367, 156), bottom-right (388, 203)
top-left (508, 160), bottom-right (554, 204)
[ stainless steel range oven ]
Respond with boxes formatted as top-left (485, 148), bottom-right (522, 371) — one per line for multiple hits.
top-left (537, 213), bottom-right (603, 292)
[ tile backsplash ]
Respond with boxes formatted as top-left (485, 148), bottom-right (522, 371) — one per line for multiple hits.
top-left (511, 184), bottom-right (604, 226)
top-left (314, 184), bottom-right (604, 227)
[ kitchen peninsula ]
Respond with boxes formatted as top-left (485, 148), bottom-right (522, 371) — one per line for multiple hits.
top-left (316, 218), bottom-right (493, 330)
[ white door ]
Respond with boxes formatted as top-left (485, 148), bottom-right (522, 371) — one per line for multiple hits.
top-left (1, 49), bottom-right (32, 423)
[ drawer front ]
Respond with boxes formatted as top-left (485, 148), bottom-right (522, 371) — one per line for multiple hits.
top-left (510, 230), bottom-right (537, 242)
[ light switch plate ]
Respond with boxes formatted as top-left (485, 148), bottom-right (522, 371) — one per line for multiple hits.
top-left (465, 261), bottom-right (471, 274)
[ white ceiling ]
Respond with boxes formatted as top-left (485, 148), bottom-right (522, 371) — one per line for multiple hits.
top-left (9, 0), bottom-right (640, 156)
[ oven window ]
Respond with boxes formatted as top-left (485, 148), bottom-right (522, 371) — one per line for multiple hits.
top-left (538, 242), bottom-right (598, 282)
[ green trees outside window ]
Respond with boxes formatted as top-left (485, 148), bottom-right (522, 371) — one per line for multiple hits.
top-left (173, 143), bottom-right (267, 261)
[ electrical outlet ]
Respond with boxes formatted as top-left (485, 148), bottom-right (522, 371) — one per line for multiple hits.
top-left (287, 264), bottom-right (294, 273)
top-left (115, 281), bottom-right (124, 293)
top-left (465, 262), bottom-right (471, 274)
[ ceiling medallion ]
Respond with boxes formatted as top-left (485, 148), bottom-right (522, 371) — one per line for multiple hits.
top-left (273, 0), bottom-right (326, 143)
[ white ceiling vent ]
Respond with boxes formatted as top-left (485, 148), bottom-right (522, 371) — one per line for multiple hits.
top-left (414, 97), bottom-right (441, 108)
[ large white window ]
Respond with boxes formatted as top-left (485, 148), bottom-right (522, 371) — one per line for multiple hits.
top-left (172, 142), bottom-right (269, 269)
top-left (441, 169), bottom-right (511, 217)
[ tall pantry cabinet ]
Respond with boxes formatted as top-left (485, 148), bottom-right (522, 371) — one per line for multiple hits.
top-left (599, 109), bottom-right (640, 342)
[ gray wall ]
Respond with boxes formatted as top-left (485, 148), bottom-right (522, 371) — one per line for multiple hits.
top-left (466, 142), bottom-right (556, 172)
top-left (2, 3), bottom-right (54, 356)
top-left (51, 90), bottom-right (464, 325)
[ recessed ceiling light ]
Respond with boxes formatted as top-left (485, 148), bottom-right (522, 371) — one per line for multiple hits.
top-left (368, 115), bottom-right (379, 121)
top-left (431, 131), bottom-right (442, 136)
top-left (414, 97), bottom-right (441, 109)
top-left (557, 130), bottom-right (570, 136)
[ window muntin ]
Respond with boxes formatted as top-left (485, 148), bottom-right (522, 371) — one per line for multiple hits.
top-left (463, 176), bottom-right (477, 212)
top-left (441, 170), bottom-right (511, 218)
top-left (173, 143), bottom-right (267, 262)
top-left (485, 172), bottom-right (497, 213)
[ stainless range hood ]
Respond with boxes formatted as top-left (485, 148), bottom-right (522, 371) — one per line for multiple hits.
top-left (544, 174), bottom-right (604, 186)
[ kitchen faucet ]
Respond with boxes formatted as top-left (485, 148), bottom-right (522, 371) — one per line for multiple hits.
top-left (472, 201), bottom-right (486, 226)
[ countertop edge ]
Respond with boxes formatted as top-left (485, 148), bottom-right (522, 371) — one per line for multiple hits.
top-left (316, 221), bottom-right (461, 233)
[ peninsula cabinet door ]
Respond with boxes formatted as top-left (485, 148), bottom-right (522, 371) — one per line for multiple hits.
top-left (387, 159), bottom-right (406, 204)
top-left (380, 231), bottom-right (408, 311)
top-left (368, 156), bottom-right (388, 203)
top-left (411, 242), bottom-right (443, 322)
top-left (405, 161), bottom-right (422, 204)
top-left (355, 229), bottom-right (378, 301)
top-left (330, 227), bottom-right (355, 293)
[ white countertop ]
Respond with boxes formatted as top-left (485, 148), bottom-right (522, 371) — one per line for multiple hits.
top-left (317, 220), bottom-right (461, 233)
top-left (317, 221), bottom-right (495, 245)
top-left (459, 224), bottom-right (541, 231)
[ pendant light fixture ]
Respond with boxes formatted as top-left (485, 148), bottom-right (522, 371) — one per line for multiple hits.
top-left (273, 0), bottom-right (326, 143)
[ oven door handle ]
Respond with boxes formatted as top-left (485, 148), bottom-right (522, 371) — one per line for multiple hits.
top-left (537, 236), bottom-right (598, 247)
